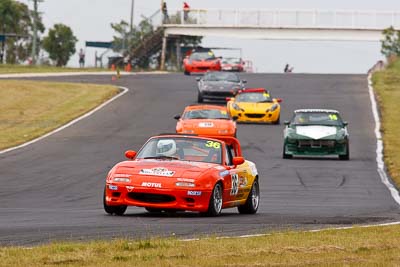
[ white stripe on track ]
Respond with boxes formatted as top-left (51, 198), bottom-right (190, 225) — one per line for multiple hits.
top-left (0, 87), bottom-right (129, 155)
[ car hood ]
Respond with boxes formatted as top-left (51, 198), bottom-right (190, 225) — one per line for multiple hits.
top-left (181, 119), bottom-right (234, 129)
top-left (201, 81), bottom-right (240, 91)
top-left (235, 102), bottom-right (276, 111)
top-left (114, 160), bottom-right (218, 179)
top-left (290, 125), bottom-right (345, 140)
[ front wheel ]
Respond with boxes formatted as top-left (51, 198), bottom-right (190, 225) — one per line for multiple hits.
top-left (238, 179), bottom-right (260, 214)
top-left (282, 143), bottom-right (293, 159)
top-left (204, 183), bottom-right (223, 216)
top-left (339, 142), bottom-right (350, 160)
top-left (103, 188), bottom-right (127, 216)
top-left (184, 71), bottom-right (190, 75)
top-left (273, 115), bottom-right (280, 125)
top-left (197, 92), bottom-right (204, 103)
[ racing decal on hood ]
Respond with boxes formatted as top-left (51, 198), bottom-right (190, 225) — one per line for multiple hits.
top-left (296, 126), bottom-right (337, 140)
top-left (141, 182), bottom-right (162, 188)
top-left (198, 122), bottom-right (214, 128)
top-left (139, 167), bottom-right (175, 177)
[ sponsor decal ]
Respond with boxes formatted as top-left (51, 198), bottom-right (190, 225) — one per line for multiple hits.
top-left (296, 125), bottom-right (337, 140)
top-left (141, 182), bottom-right (162, 188)
top-left (220, 170), bottom-right (230, 177)
top-left (215, 166), bottom-right (225, 170)
top-left (239, 176), bottom-right (248, 187)
top-left (187, 190), bottom-right (202, 196)
top-left (199, 122), bottom-right (214, 128)
top-left (177, 178), bottom-right (195, 183)
top-left (139, 167), bottom-right (175, 177)
top-left (108, 185), bottom-right (118, 190)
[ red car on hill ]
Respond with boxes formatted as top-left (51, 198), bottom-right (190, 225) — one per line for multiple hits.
top-left (221, 57), bottom-right (244, 72)
top-left (183, 50), bottom-right (221, 75)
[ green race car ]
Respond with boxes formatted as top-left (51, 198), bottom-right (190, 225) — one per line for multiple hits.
top-left (283, 109), bottom-right (349, 160)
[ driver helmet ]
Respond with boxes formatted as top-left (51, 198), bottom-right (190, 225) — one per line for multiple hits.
top-left (156, 139), bottom-right (177, 156)
top-left (297, 113), bottom-right (308, 123)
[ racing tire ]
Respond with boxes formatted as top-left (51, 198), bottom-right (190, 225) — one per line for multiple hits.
top-left (282, 144), bottom-right (293, 159)
top-left (234, 130), bottom-right (238, 138)
top-left (238, 178), bottom-right (260, 214)
top-left (103, 188), bottom-right (127, 216)
top-left (339, 142), bottom-right (350, 160)
top-left (184, 71), bottom-right (190, 76)
top-left (204, 183), bottom-right (223, 216)
top-left (197, 93), bottom-right (204, 103)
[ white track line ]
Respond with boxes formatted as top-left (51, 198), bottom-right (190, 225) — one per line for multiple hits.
top-left (368, 74), bottom-right (400, 205)
top-left (0, 86), bottom-right (129, 155)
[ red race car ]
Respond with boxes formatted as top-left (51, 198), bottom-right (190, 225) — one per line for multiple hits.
top-left (103, 134), bottom-right (260, 216)
top-left (183, 50), bottom-right (221, 75)
top-left (221, 57), bottom-right (244, 72)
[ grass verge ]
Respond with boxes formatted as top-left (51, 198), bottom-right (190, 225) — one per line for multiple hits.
top-left (372, 59), bottom-right (400, 187)
top-left (1, 225), bottom-right (400, 266)
top-left (0, 64), bottom-right (110, 74)
top-left (0, 80), bottom-right (119, 150)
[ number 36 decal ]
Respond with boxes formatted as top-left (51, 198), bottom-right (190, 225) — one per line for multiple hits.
top-left (230, 173), bottom-right (239, 195)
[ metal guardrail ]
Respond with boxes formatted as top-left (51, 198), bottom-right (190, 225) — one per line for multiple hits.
top-left (159, 9), bottom-right (400, 30)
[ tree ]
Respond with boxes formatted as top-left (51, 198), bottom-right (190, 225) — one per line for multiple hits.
top-left (42, 24), bottom-right (77, 66)
top-left (381, 26), bottom-right (400, 58)
top-left (0, 0), bottom-right (44, 64)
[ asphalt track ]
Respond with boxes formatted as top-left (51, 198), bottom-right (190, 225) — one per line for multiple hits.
top-left (1, 73), bottom-right (400, 246)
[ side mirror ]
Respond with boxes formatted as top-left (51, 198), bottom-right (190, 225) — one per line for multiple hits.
top-left (276, 98), bottom-right (283, 103)
top-left (343, 121), bottom-right (348, 126)
top-left (242, 80), bottom-right (247, 83)
top-left (232, 116), bottom-right (238, 121)
top-left (174, 114), bottom-right (181, 120)
top-left (125, 150), bottom-right (137, 160)
top-left (196, 77), bottom-right (201, 82)
top-left (284, 121), bottom-right (290, 125)
top-left (232, 156), bottom-right (245, 166)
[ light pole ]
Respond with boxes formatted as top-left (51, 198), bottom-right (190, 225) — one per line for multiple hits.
top-left (30, 0), bottom-right (42, 65)
top-left (130, 0), bottom-right (135, 33)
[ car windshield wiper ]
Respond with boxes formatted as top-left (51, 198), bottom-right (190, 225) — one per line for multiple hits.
top-left (213, 117), bottom-right (229, 120)
top-left (257, 100), bottom-right (272, 103)
top-left (143, 156), bottom-right (179, 160)
top-left (191, 117), bottom-right (208, 119)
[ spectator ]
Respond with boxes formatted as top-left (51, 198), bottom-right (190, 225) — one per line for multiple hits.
top-left (183, 2), bottom-right (190, 23)
top-left (79, 48), bottom-right (85, 68)
top-left (284, 63), bottom-right (293, 73)
top-left (162, 2), bottom-right (169, 24)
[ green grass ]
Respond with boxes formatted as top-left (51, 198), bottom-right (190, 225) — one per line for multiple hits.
top-left (372, 59), bottom-right (400, 187)
top-left (0, 64), bottom-right (110, 74)
top-left (1, 225), bottom-right (400, 266)
top-left (0, 80), bottom-right (119, 150)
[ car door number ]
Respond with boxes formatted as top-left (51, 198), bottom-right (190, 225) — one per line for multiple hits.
top-left (230, 173), bottom-right (239, 195)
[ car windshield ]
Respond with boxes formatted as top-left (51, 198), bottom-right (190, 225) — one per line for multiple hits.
top-left (203, 72), bottom-right (240, 82)
top-left (137, 137), bottom-right (223, 164)
top-left (189, 52), bottom-right (216, 61)
top-left (222, 58), bottom-right (241, 64)
top-left (291, 112), bottom-right (344, 126)
top-left (182, 109), bottom-right (230, 120)
top-left (235, 92), bottom-right (272, 103)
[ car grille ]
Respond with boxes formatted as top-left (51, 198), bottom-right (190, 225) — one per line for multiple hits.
top-left (298, 140), bottom-right (335, 148)
top-left (127, 193), bottom-right (176, 203)
top-left (245, 113), bottom-right (265, 118)
top-left (203, 91), bottom-right (233, 97)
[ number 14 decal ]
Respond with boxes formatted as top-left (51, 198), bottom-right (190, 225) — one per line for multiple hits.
top-left (230, 173), bottom-right (239, 195)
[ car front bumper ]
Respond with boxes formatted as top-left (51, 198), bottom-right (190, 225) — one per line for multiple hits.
top-left (284, 139), bottom-right (348, 155)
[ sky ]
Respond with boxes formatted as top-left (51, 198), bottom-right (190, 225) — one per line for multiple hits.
top-left (16, 0), bottom-right (400, 73)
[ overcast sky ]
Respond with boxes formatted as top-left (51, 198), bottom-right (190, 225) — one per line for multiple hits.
top-left (17, 0), bottom-right (400, 73)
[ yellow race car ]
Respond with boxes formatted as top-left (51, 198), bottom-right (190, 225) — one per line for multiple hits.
top-left (227, 88), bottom-right (282, 124)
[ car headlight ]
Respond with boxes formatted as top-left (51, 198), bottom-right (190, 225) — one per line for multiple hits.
top-left (176, 181), bottom-right (195, 187)
top-left (233, 103), bottom-right (243, 111)
top-left (266, 104), bottom-right (278, 112)
top-left (113, 177), bottom-right (131, 183)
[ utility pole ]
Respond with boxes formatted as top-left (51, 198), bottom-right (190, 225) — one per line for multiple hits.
top-left (130, 0), bottom-right (135, 33)
top-left (30, 0), bottom-right (42, 65)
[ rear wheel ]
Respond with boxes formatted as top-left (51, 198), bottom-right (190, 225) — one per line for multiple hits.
top-left (339, 142), bottom-right (350, 160)
top-left (238, 179), bottom-right (260, 214)
top-left (273, 115), bottom-right (280, 125)
top-left (204, 183), bottom-right (223, 216)
top-left (103, 188), bottom-right (127, 216)
top-left (282, 143), bottom-right (293, 159)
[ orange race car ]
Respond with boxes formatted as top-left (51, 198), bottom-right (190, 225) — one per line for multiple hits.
top-left (174, 105), bottom-right (237, 137)
top-left (103, 134), bottom-right (260, 216)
